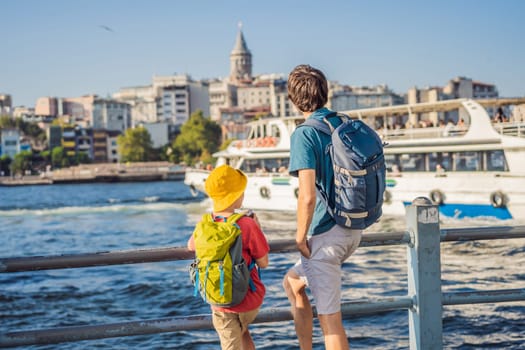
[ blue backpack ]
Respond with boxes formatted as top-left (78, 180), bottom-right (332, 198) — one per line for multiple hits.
top-left (299, 112), bottom-right (386, 229)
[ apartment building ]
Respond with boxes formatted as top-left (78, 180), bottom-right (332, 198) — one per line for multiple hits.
top-left (330, 83), bottom-right (404, 111)
top-left (0, 128), bottom-right (20, 159)
top-left (112, 85), bottom-right (158, 125)
top-left (93, 129), bottom-right (121, 163)
top-left (153, 74), bottom-right (210, 126)
top-left (407, 76), bottom-right (499, 126)
top-left (92, 99), bottom-right (131, 132)
top-left (35, 95), bottom-right (131, 132)
top-left (209, 79), bottom-right (237, 121)
top-left (113, 74), bottom-right (210, 128)
top-left (443, 76), bottom-right (498, 100)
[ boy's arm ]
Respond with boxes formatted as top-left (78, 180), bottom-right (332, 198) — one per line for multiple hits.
top-left (245, 217), bottom-right (270, 268)
top-left (296, 168), bottom-right (316, 258)
top-left (255, 254), bottom-right (269, 268)
top-left (187, 235), bottom-right (195, 251)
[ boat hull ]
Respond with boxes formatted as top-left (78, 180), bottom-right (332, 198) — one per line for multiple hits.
top-left (185, 170), bottom-right (524, 220)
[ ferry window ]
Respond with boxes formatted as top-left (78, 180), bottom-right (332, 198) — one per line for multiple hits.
top-left (241, 159), bottom-right (260, 173)
top-left (239, 158), bottom-right (289, 173)
top-left (384, 154), bottom-right (401, 172)
top-left (263, 158), bottom-right (289, 172)
top-left (486, 150), bottom-right (507, 171)
top-left (429, 152), bottom-right (453, 172)
top-left (454, 152), bottom-right (481, 171)
top-left (271, 125), bottom-right (280, 138)
top-left (400, 154), bottom-right (425, 172)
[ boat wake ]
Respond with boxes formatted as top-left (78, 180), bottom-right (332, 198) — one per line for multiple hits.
top-left (0, 202), bottom-right (188, 217)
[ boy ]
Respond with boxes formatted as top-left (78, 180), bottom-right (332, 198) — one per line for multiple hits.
top-left (187, 164), bottom-right (269, 350)
top-left (283, 64), bottom-right (362, 350)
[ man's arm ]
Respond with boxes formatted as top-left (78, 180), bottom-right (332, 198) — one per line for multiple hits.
top-left (296, 168), bottom-right (316, 258)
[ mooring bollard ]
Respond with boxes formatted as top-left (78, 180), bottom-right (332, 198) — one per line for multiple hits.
top-left (406, 197), bottom-right (443, 350)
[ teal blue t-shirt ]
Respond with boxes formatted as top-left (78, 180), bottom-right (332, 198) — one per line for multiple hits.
top-left (289, 107), bottom-right (339, 236)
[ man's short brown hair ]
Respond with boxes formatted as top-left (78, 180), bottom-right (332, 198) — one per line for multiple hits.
top-left (287, 64), bottom-right (328, 113)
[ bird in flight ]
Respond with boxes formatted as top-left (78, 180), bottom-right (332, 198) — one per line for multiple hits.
top-left (99, 25), bottom-right (114, 33)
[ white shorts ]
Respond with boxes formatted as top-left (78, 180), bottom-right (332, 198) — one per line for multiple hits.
top-left (290, 224), bottom-right (362, 315)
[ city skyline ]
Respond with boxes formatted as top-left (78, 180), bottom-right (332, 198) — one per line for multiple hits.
top-left (2, 0), bottom-right (524, 108)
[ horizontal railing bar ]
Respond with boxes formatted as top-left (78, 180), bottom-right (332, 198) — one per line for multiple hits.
top-left (1, 226), bottom-right (524, 273)
top-left (442, 288), bottom-right (525, 305)
top-left (3, 288), bottom-right (524, 349)
top-left (0, 296), bottom-right (413, 348)
top-left (441, 225), bottom-right (525, 242)
top-left (0, 232), bottom-right (411, 273)
top-left (0, 246), bottom-right (195, 273)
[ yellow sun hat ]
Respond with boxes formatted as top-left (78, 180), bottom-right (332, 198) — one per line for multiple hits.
top-left (205, 164), bottom-right (248, 212)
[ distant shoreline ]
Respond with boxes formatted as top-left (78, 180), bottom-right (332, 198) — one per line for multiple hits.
top-left (0, 162), bottom-right (186, 186)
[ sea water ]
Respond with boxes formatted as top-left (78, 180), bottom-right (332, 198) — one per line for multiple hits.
top-left (1, 181), bottom-right (524, 349)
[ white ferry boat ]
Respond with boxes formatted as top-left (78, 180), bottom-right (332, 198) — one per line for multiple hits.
top-left (185, 98), bottom-right (525, 220)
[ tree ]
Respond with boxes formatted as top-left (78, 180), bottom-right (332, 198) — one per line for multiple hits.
top-left (10, 151), bottom-right (32, 176)
top-left (40, 150), bottom-right (51, 164)
top-left (0, 155), bottom-right (11, 176)
top-left (0, 116), bottom-right (46, 141)
top-left (172, 110), bottom-right (222, 165)
top-left (51, 146), bottom-right (67, 169)
top-left (75, 152), bottom-right (91, 165)
top-left (117, 126), bottom-right (154, 162)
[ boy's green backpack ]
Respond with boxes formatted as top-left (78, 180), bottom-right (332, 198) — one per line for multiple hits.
top-left (189, 213), bottom-right (256, 307)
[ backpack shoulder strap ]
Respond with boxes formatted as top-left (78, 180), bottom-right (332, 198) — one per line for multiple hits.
top-left (226, 213), bottom-right (244, 225)
top-left (299, 111), bottom-right (339, 135)
top-left (301, 117), bottom-right (331, 135)
top-left (201, 213), bottom-right (213, 222)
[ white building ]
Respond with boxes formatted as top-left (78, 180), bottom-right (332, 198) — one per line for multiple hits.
top-left (141, 122), bottom-right (170, 148)
top-left (1, 128), bottom-right (20, 159)
top-left (407, 76), bottom-right (500, 126)
top-left (209, 79), bottom-right (237, 121)
top-left (443, 76), bottom-right (498, 100)
top-left (330, 83), bottom-right (404, 111)
top-left (92, 99), bottom-right (132, 132)
top-left (112, 85), bottom-right (158, 126)
top-left (107, 132), bottom-right (120, 163)
top-left (114, 74), bottom-right (210, 127)
top-left (153, 74), bottom-right (210, 126)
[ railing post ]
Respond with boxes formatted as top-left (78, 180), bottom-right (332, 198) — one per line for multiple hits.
top-left (406, 197), bottom-right (442, 349)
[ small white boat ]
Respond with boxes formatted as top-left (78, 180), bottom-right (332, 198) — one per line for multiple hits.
top-left (185, 98), bottom-right (525, 220)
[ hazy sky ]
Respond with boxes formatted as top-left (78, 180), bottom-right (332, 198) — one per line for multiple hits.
top-left (2, 0), bottom-right (524, 107)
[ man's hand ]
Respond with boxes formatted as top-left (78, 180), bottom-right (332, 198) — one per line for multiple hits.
top-left (296, 238), bottom-right (311, 259)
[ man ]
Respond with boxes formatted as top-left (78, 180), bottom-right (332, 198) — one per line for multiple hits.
top-left (283, 64), bottom-right (362, 350)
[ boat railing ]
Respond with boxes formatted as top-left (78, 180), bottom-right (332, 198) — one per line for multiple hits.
top-left (1, 198), bottom-right (524, 348)
top-left (492, 121), bottom-right (525, 138)
top-left (232, 136), bottom-right (281, 149)
top-left (379, 124), bottom-right (468, 141)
